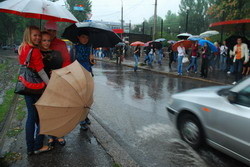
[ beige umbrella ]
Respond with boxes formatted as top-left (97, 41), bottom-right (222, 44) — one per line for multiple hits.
top-left (35, 61), bottom-right (94, 138)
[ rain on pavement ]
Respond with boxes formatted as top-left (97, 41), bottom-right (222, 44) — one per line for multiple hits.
top-left (91, 61), bottom-right (247, 167)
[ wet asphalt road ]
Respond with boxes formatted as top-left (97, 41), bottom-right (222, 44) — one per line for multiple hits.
top-left (91, 61), bottom-right (247, 167)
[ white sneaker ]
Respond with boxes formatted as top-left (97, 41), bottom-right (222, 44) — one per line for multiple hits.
top-left (227, 71), bottom-right (231, 74)
top-left (232, 81), bottom-right (237, 85)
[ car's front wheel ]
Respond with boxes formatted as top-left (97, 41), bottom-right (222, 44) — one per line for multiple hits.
top-left (179, 114), bottom-right (204, 149)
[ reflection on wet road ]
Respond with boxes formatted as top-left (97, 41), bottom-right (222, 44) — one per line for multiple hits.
top-left (91, 62), bottom-right (247, 167)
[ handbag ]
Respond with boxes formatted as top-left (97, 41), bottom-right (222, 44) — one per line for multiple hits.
top-left (14, 49), bottom-right (46, 95)
top-left (182, 56), bottom-right (189, 63)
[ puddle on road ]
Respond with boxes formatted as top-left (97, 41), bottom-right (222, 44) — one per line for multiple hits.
top-left (136, 123), bottom-right (175, 140)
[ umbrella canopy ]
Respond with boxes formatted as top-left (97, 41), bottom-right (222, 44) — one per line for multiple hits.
top-left (172, 40), bottom-right (193, 51)
top-left (187, 36), bottom-right (202, 41)
top-left (130, 41), bottom-right (145, 46)
top-left (0, 0), bottom-right (78, 23)
top-left (177, 33), bottom-right (192, 40)
top-left (155, 38), bottom-right (166, 42)
top-left (116, 42), bottom-right (126, 46)
top-left (62, 22), bottom-right (122, 47)
top-left (225, 35), bottom-right (250, 51)
top-left (167, 40), bottom-right (176, 44)
top-left (209, 19), bottom-right (250, 32)
top-left (199, 30), bottom-right (219, 38)
top-left (198, 40), bottom-right (218, 52)
top-left (144, 41), bottom-right (162, 49)
top-left (35, 61), bottom-right (94, 137)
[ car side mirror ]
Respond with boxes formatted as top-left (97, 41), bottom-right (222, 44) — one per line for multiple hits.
top-left (227, 91), bottom-right (238, 104)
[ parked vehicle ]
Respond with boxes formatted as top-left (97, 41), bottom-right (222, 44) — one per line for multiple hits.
top-left (14, 45), bottom-right (19, 53)
top-left (167, 77), bottom-right (250, 166)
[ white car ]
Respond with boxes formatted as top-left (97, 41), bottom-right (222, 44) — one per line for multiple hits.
top-left (167, 77), bottom-right (250, 166)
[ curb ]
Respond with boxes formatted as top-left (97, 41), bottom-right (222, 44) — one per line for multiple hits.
top-left (89, 114), bottom-right (139, 167)
top-left (0, 94), bottom-right (19, 152)
top-left (95, 58), bottom-right (226, 85)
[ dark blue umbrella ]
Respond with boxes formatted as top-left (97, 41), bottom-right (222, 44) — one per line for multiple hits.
top-left (62, 22), bottom-right (122, 48)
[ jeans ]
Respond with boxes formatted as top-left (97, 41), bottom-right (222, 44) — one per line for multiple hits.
top-left (186, 57), bottom-right (197, 72)
top-left (24, 94), bottom-right (44, 152)
top-left (234, 59), bottom-right (243, 82)
top-left (177, 56), bottom-right (183, 74)
top-left (219, 54), bottom-right (227, 71)
top-left (158, 53), bottom-right (163, 64)
top-left (148, 53), bottom-right (154, 65)
top-left (134, 54), bottom-right (139, 70)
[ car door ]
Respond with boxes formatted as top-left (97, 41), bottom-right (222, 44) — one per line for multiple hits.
top-left (208, 85), bottom-right (250, 161)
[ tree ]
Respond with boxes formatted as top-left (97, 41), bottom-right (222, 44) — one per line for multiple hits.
top-left (66, 0), bottom-right (92, 22)
top-left (178, 0), bottom-right (210, 34)
top-left (207, 0), bottom-right (250, 21)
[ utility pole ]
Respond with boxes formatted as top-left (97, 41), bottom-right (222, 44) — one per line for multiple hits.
top-left (153, 0), bottom-right (157, 40)
top-left (161, 19), bottom-right (163, 38)
top-left (121, 0), bottom-right (124, 40)
top-left (142, 21), bottom-right (145, 35)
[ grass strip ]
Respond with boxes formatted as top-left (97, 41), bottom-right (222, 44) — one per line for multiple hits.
top-left (0, 89), bottom-right (15, 123)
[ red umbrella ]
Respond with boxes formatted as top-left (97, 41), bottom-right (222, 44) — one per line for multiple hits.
top-left (0, 0), bottom-right (78, 23)
top-left (172, 40), bottom-right (193, 51)
top-left (209, 19), bottom-right (250, 32)
top-left (130, 41), bottom-right (145, 46)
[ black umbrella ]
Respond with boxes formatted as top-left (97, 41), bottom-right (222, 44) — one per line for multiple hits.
top-left (62, 22), bottom-right (122, 48)
top-left (225, 35), bottom-right (250, 51)
top-left (148, 41), bottom-right (162, 49)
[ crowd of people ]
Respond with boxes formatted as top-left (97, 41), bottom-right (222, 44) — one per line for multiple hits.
top-left (129, 38), bottom-right (249, 84)
top-left (18, 21), bottom-right (94, 155)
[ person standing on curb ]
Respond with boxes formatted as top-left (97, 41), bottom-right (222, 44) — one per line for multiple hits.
top-left (133, 45), bottom-right (141, 72)
top-left (232, 38), bottom-right (249, 84)
top-left (177, 43), bottom-right (185, 75)
top-left (18, 26), bottom-right (52, 155)
top-left (186, 41), bottom-right (198, 73)
top-left (200, 43), bottom-right (210, 78)
top-left (44, 21), bottom-right (70, 146)
top-left (70, 31), bottom-right (94, 130)
top-left (39, 31), bottom-right (66, 148)
top-left (219, 41), bottom-right (228, 71)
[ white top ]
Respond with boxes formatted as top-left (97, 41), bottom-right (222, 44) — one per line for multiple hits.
top-left (177, 46), bottom-right (185, 56)
top-left (220, 45), bottom-right (228, 54)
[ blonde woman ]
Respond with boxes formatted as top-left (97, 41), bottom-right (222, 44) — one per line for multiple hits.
top-left (18, 26), bottom-right (52, 155)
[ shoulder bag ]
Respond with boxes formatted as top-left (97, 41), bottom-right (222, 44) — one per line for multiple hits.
top-left (14, 49), bottom-right (46, 95)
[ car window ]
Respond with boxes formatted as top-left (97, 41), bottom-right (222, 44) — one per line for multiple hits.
top-left (236, 85), bottom-right (250, 107)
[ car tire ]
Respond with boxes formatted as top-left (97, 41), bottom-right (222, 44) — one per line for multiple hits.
top-left (179, 114), bottom-right (204, 149)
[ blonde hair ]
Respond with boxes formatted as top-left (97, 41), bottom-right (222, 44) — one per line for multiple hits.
top-left (18, 26), bottom-right (40, 54)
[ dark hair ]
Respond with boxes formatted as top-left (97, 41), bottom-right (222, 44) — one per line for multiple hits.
top-left (77, 30), bottom-right (89, 37)
top-left (41, 31), bottom-right (51, 36)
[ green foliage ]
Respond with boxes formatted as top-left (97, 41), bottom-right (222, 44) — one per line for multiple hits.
top-left (178, 0), bottom-right (210, 34)
top-left (16, 97), bottom-right (26, 121)
top-left (0, 89), bottom-right (15, 123)
top-left (6, 127), bottom-right (23, 137)
top-left (207, 0), bottom-right (250, 21)
top-left (3, 152), bottom-right (21, 163)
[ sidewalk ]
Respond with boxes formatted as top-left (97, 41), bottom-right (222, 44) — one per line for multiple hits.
top-left (96, 56), bottom-right (235, 85)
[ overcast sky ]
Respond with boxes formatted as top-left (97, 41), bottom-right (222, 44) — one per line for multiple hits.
top-left (58, 0), bottom-right (181, 24)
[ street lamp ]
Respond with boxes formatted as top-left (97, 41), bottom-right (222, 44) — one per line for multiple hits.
top-left (168, 27), bottom-right (170, 34)
top-left (179, 26), bottom-right (181, 33)
top-left (185, 7), bottom-right (190, 33)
